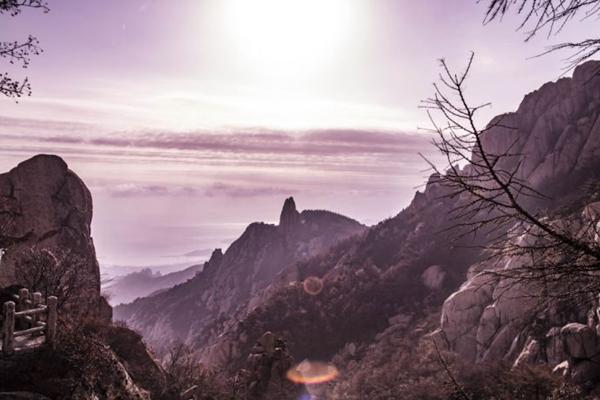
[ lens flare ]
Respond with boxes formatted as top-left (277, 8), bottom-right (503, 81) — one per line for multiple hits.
top-left (286, 360), bottom-right (339, 384)
top-left (303, 276), bottom-right (323, 295)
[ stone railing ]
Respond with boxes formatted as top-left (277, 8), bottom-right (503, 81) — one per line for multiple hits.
top-left (1, 288), bottom-right (57, 356)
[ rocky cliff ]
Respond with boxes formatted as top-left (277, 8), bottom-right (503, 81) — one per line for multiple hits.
top-left (0, 155), bottom-right (98, 286)
top-left (434, 61), bottom-right (600, 388)
top-left (0, 154), bottom-right (109, 320)
top-left (479, 60), bottom-right (600, 192)
top-left (113, 198), bottom-right (367, 352)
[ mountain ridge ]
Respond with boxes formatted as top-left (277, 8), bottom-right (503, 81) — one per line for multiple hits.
top-left (113, 197), bottom-right (367, 352)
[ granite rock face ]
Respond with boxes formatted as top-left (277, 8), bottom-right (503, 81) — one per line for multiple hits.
top-left (478, 61), bottom-right (600, 192)
top-left (438, 61), bottom-right (600, 381)
top-left (0, 155), bottom-right (106, 317)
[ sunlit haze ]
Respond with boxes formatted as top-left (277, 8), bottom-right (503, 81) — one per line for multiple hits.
top-left (0, 0), bottom-right (595, 269)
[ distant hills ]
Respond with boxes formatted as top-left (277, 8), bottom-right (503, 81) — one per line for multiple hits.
top-left (103, 263), bottom-right (203, 305)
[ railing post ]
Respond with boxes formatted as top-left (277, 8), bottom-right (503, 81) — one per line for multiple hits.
top-left (3, 301), bottom-right (15, 356)
top-left (46, 296), bottom-right (57, 349)
top-left (17, 288), bottom-right (29, 311)
top-left (31, 292), bottom-right (42, 333)
top-left (32, 292), bottom-right (42, 308)
top-left (17, 288), bottom-right (30, 330)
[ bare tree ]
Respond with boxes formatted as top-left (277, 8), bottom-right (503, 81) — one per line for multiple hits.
top-left (481, 0), bottom-right (600, 69)
top-left (422, 53), bottom-right (600, 311)
top-left (0, 0), bottom-right (48, 99)
top-left (14, 247), bottom-right (95, 311)
top-left (163, 341), bottom-right (229, 399)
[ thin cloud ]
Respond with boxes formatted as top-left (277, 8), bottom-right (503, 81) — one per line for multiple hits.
top-left (95, 182), bottom-right (296, 199)
top-left (0, 116), bottom-right (436, 159)
top-left (102, 184), bottom-right (198, 198)
top-left (204, 182), bottom-right (298, 198)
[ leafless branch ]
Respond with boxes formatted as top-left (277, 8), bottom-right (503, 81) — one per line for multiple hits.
top-left (0, 1), bottom-right (48, 99)
top-left (480, 0), bottom-right (600, 69)
top-left (424, 53), bottom-right (600, 310)
top-left (0, 0), bottom-right (49, 15)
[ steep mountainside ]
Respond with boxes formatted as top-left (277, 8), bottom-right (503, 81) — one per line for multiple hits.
top-left (437, 61), bottom-right (600, 388)
top-left (477, 60), bottom-right (600, 192)
top-left (113, 197), bottom-right (367, 351)
top-left (197, 61), bottom-right (600, 379)
top-left (199, 173), bottom-right (483, 369)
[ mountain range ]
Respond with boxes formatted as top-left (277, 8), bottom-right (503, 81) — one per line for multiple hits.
top-left (114, 197), bottom-right (367, 352)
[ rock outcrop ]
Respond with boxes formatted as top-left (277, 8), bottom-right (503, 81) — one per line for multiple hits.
top-left (101, 325), bottom-right (168, 397)
top-left (0, 327), bottom-right (156, 400)
top-left (114, 198), bottom-right (367, 353)
top-left (279, 197), bottom-right (300, 233)
top-left (478, 60), bottom-right (600, 193)
top-left (436, 61), bottom-right (600, 388)
top-left (233, 331), bottom-right (298, 400)
top-left (0, 155), bottom-right (109, 320)
top-left (0, 155), bottom-right (99, 287)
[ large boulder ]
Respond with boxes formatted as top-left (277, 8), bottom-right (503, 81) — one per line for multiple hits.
top-left (440, 271), bottom-right (498, 360)
top-left (561, 323), bottom-right (598, 360)
top-left (101, 325), bottom-right (167, 398)
top-left (0, 155), bottom-right (105, 319)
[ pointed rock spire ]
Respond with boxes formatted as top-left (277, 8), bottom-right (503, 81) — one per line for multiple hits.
top-left (208, 248), bottom-right (224, 266)
top-left (279, 197), bottom-right (300, 230)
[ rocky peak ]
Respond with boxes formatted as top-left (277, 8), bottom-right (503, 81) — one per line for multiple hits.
top-left (208, 248), bottom-right (224, 266)
top-left (279, 197), bottom-right (300, 231)
top-left (202, 248), bottom-right (224, 276)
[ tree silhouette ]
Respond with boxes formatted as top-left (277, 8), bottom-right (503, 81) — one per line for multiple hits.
top-left (0, 0), bottom-right (48, 99)
top-left (482, 0), bottom-right (600, 69)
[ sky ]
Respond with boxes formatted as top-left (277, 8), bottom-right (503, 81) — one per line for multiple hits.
top-left (0, 0), bottom-right (597, 271)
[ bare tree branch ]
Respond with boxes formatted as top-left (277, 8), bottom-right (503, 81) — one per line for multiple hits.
top-left (480, 0), bottom-right (600, 69)
top-left (424, 53), bottom-right (600, 310)
top-left (0, 0), bottom-right (49, 15)
top-left (0, 1), bottom-right (47, 99)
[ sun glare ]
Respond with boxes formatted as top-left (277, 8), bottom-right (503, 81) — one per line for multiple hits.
top-left (223, 0), bottom-right (357, 80)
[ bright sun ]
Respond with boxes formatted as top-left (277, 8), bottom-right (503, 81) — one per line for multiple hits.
top-left (223, 0), bottom-right (357, 80)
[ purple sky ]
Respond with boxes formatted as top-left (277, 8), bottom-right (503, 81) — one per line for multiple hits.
top-left (0, 0), bottom-right (596, 270)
